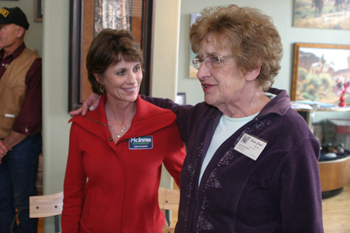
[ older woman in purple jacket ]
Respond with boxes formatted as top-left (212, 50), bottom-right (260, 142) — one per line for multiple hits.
top-left (74, 4), bottom-right (324, 233)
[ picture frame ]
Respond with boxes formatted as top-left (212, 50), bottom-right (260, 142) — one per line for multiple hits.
top-left (293, 0), bottom-right (350, 30)
top-left (175, 93), bottom-right (186, 105)
top-left (34, 0), bottom-right (43, 22)
top-left (292, 43), bottom-right (350, 106)
top-left (69, 0), bottom-right (154, 111)
top-left (189, 13), bottom-right (200, 79)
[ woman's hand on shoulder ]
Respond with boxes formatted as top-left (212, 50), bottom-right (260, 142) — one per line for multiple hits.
top-left (69, 93), bottom-right (101, 117)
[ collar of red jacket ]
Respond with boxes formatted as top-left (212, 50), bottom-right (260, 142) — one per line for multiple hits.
top-left (69, 94), bottom-right (177, 142)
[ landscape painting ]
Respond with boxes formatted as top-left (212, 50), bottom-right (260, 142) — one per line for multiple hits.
top-left (294, 0), bottom-right (350, 30)
top-left (292, 43), bottom-right (350, 106)
top-left (189, 13), bottom-right (200, 78)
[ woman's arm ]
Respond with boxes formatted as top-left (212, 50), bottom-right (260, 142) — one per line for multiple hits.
top-left (162, 122), bottom-right (186, 187)
top-left (140, 95), bottom-right (198, 144)
top-left (276, 136), bottom-right (323, 232)
top-left (70, 92), bottom-right (199, 145)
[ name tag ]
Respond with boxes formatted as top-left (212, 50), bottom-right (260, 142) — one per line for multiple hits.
top-left (129, 136), bottom-right (153, 150)
top-left (234, 133), bottom-right (267, 161)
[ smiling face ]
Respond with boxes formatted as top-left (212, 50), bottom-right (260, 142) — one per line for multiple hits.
top-left (196, 36), bottom-right (247, 110)
top-left (95, 58), bottom-right (142, 104)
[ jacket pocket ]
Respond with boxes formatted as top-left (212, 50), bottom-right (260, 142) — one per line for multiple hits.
top-left (81, 192), bottom-right (92, 223)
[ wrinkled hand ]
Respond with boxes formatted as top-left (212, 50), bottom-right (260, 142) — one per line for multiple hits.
top-left (69, 93), bottom-right (101, 117)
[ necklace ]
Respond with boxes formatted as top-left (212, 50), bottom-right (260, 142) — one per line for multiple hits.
top-left (105, 104), bottom-right (136, 139)
top-left (105, 106), bottom-right (133, 139)
top-left (106, 113), bottom-right (129, 138)
top-left (108, 123), bottom-right (127, 138)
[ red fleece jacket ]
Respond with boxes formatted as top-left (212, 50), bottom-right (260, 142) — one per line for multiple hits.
top-left (62, 95), bottom-right (186, 233)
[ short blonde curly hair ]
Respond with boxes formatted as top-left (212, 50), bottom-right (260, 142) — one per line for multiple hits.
top-left (190, 4), bottom-right (283, 91)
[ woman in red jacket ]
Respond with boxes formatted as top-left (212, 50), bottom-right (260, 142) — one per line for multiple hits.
top-left (61, 29), bottom-right (186, 233)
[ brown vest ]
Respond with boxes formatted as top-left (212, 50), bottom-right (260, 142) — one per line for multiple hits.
top-left (0, 48), bottom-right (39, 138)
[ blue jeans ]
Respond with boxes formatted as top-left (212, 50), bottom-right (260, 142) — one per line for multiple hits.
top-left (0, 132), bottom-right (42, 233)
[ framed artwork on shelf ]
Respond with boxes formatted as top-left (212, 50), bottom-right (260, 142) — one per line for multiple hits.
top-left (176, 93), bottom-right (186, 105)
top-left (293, 0), bottom-right (350, 30)
top-left (34, 0), bottom-right (43, 22)
top-left (69, 0), bottom-right (154, 111)
top-left (292, 43), bottom-right (350, 106)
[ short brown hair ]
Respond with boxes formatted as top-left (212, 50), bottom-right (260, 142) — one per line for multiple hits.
top-left (190, 5), bottom-right (283, 91)
top-left (86, 29), bottom-right (143, 95)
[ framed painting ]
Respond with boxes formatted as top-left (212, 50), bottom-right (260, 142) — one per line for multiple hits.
top-left (69, 0), bottom-right (154, 111)
top-left (34, 0), bottom-right (43, 22)
top-left (189, 13), bottom-right (200, 79)
top-left (293, 0), bottom-right (350, 30)
top-left (292, 43), bottom-right (350, 106)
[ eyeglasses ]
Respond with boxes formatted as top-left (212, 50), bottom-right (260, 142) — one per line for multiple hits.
top-left (192, 55), bottom-right (233, 70)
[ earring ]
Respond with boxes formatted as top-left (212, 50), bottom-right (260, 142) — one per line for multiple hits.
top-left (100, 84), bottom-right (105, 93)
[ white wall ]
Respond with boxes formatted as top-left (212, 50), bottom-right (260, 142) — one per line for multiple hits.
top-left (42, 1), bottom-right (70, 231)
top-left (177, 0), bottom-right (350, 105)
top-left (152, 0), bottom-right (181, 189)
top-left (152, 0), bottom-right (181, 99)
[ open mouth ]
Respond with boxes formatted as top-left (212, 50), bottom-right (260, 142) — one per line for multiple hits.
top-left (202, 83), bottom-right (213, 89)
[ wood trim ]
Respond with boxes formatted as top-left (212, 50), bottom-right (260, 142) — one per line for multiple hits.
top-left (319, 156), bottom-right (350, 192)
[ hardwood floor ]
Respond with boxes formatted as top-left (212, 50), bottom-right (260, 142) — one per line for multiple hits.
top-left (322, 184), bottom-right (350, 233)
top-left (37, 184), bottom-right (350, 232)
top-left (168, 184), bottom-right (350, 233)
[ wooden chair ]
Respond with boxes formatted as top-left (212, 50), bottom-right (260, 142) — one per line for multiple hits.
top-left (9, 192), bottom-right (63, 233)
top-left (29, 191), bottom-right (63, 233)
top-left (158, 187), bottom-right (180, 233)
top-left (13, 189), bottom-right (177, 233)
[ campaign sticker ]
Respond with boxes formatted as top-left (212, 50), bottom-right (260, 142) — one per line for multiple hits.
top-left (129, 136), bottom-right (153, 150)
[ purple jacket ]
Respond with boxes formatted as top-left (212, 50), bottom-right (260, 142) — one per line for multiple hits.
top-left (143, 88), bottom-right (323, 233)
